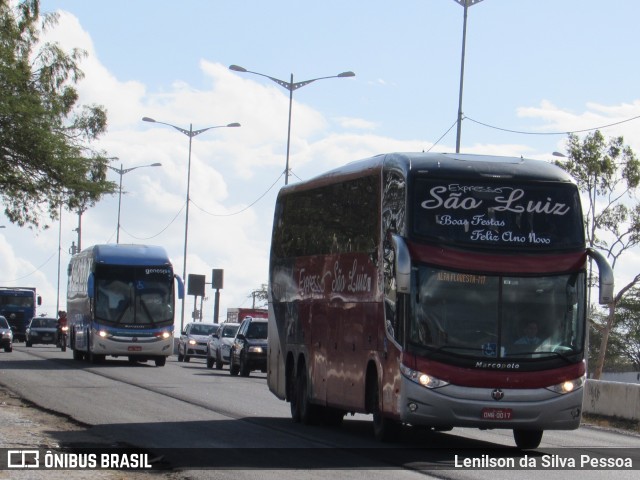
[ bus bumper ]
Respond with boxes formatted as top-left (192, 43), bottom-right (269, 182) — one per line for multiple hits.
top-left (399, 376), bottom-right (583, 431)
top-left (92, 336), bottom-right (173, 357)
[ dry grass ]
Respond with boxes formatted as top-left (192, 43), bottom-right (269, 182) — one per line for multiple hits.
top-left (582, 413), bottom-right (640, 434)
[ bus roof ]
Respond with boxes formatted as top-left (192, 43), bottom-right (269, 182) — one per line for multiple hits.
top-left (279, 152), bottom-right (575, 195)
top-left (81, 244), bottom-right (173, 267)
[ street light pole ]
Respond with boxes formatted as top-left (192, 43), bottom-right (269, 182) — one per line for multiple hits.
top-left (229, 65), bottom-right (355, 185)
top-left (142, 117), bottom-right (240, 332)
top-left (453, 0), bottom-right (484, 153)
top-left (107, 161), bottom-right (162, 244)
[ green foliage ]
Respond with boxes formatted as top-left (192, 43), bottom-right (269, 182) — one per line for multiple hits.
top-left (557, 130), bottom-right (640, 378)
top-left (559, 131), bottom-right (640, 259)
top-left (0, 0), bottom-right (116, 228)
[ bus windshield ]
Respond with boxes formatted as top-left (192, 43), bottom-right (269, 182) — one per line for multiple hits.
top-left (94, 265), bottom-right (174, 326)
top-left (0, 295), bottom-right (34, 308)
top-left (409, 265), bottom-right (585, 361)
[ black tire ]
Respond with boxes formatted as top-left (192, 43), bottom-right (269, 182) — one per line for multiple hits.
top-left (322, 407), bottom-right (345, 427)
top-left (155, 357), bottom-right (166, 367)
top-left (73, 349), bottom-right (84, 361)
top-left (184, 355), bottom-right (190, 362)
top-left (229, 357), bottom-right (240, 376)
top-left (61, 343), bottom-right (66, 352)
top-left (88, 351), bottom-right (104, 364)
top-left (513, 429), bottom-right (543, 449)
top-left (4, 346), bottom-right (11, 353)
top-left (239, 353), bottom-right (250, 377)
top-left (215, 351), bottom-right (223, 370)
top-left (25, 341), bottom-right (32, 347)
top-left (289, 367), bottom-right (300, 423)
top-left (296, 364), bottom-right (320, 425)
top-left (206, 353), bottom-right (214, 369)
top-left (369, 372), bottom-right (401, 442)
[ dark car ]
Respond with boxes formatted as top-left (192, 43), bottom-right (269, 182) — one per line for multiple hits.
top-left (178, 322), bottom-right (218, 362)
top-left (25, 316), bottom-right (58, 347)
top-left (0, 315), bottom-right (13, 352)
top-left (206, 322), bottom-right (240, 369)
top-left (229, 317), bottom-right (268, 377)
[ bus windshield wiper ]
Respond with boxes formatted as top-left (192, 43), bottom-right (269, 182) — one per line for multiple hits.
top-left (139, 298), bottom-right (157, 327)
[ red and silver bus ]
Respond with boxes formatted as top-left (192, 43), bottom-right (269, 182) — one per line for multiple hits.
top-left (267, 152), bottom-right (614, 449)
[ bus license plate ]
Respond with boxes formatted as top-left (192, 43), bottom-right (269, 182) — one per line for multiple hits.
top-left (481, 408), bottom-right (513, 420)
top-left (127, 346), bottom-right (142, 352)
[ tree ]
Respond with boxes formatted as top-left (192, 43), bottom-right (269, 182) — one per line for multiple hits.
top-left (249, 284), bottom-right (268, 309)
top-left (615, 287), bottom-right (640, 370)
top-left (0, 0), bottom-right (116, 229)
top-left (558, 130), bottom-right (640, 378)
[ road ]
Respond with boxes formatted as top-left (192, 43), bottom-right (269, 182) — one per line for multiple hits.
top-left (1, 344), bottom-right (638, 479)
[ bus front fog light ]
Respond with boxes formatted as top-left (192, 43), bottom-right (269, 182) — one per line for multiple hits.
top-left (408, 402), bottom-right (418, 412)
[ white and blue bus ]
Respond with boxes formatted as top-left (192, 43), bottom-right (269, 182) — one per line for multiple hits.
top-left (67, 244), bottom-right (184, 366)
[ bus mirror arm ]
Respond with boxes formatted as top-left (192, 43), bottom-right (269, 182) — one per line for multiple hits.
top-left (175, 275), bottom-right (185, 300)
top-left (586, 248), bottom-right (614, 304)
top-left (391, 234), bottom-right (411, 294)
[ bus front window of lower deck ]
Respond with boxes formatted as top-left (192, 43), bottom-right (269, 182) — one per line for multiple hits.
top-left (409, 266), bottom-right (585, 363)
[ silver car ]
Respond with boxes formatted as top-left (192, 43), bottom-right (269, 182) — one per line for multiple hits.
top-left (177, 322), bottom-right (218, 362)
top-left (206, 322), bottom-right (240, 369)
top-left (0, 315), bottom-right (13, 352)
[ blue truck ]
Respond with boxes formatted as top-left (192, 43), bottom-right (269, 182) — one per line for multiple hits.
top-left (0, 287), bottom-right (42, 342)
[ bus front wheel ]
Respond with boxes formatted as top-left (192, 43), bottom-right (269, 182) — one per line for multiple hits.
top-left (368, 370), bottom-right (401, 442)
top-left (155, 357), bottom-right (166, 367)
top-left (513, 429), bottom-right (543, 449)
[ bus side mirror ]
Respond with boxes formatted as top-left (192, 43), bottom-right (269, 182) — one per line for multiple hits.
top-left (391, 234), bottom-right (411, 294)
top-left (587, 248), bottom-right (614, 304)
top-left (87, 273), bottom-right (95, 299)
top-left (37, 296), bottom-right (42, 306)
top-left (175, 275), bottom-right (185, 300)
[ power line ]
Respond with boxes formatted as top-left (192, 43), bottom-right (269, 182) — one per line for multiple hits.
top-left (464, 113), bottom-right (640, 136)
top-left (120, 202), bottom-right (185, 241)
top-left (0, 251), bottom-right (57, 283)
top-left (120, 171), bottom-right (283, 240)
top-left (190, 171), bottom-right (284, 217)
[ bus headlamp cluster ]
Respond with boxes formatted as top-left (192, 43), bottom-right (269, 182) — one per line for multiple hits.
top-left (98, 330), bottom-right (109, 338)
top-left (547, 376), bottom-right (585, 394)
top-left (155, 331), bottom-right (171, 340)
top-left (400, 364), bottom-right (449, 389)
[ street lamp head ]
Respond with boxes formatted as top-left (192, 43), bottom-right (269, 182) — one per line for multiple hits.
top-left (338, 71), bottom-right (356, 78)
top-left (142, 117), bottom-right (156, 123)
top-left (229, 65), bottom-right (247, 73)
top-left (226, 123), bottom-right (241, 128)
top-left (150, 162), bottom-right (162, 167)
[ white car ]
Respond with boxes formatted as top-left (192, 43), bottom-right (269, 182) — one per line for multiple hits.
top-left (177, 322), bottom-right (218, 362)
top-left (206, 322), bottom-right (240, 369)
top-left (0, 315), bottom-right (13, 352)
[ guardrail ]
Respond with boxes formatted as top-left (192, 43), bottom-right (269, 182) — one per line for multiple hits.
top-left (583, 379), bottom-right (640, 421)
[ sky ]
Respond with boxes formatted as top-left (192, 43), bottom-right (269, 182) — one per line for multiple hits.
top-left (2, 0), bottom-right (640, 330)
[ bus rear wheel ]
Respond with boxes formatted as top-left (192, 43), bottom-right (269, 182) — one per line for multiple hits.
top-left (513, 429), bottom-right (543, 449)
top-left (296, 363), bottom-right (320, 425)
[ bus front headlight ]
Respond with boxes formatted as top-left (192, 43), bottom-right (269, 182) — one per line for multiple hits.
top-left (547, 376), bottom-right (585, 394)
top-left (400, 364), bottom-right (449, 389)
